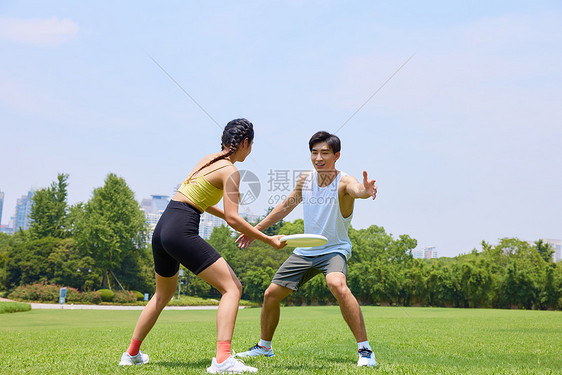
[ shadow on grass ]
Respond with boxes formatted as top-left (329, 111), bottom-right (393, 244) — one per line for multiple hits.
top-left (325, 356), bottom-right (356, 365)
top-left (276, 363), bottom-right (331, 371)
top-left (152, 359), bottom-right (210, 369)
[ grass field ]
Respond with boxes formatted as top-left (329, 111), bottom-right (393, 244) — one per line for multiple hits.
top-left (0, 306), bottom-right (560, 374)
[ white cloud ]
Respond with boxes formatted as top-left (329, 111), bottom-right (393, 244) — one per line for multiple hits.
top-left (0, 16), bottom-right (78, 45)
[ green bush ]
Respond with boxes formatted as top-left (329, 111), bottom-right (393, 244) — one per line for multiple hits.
top-left (113, 290), bottom-right (137, 304)
top-left (98, 289), bottom-right (114, 302)
top-left (65, 287), bottom-right (82, 302)
top-left (81, 291), bottom-right (101, 304)
top-left (167, 295), bottom-right (220, 306)
top-left (0, 301), bottom-right (31, 314)
top-left (132, 291), bottom-right (145, 301)
top-left (8, 283), bottom-right (60, 302)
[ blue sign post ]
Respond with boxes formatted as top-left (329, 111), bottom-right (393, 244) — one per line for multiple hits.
top-left (178, 269), bottom-right (184, 301)
top-left (59, 287), bottom-right (67, 307)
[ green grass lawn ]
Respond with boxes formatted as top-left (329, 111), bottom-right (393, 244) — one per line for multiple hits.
top-left (0, 306), bottom-right (560, 374)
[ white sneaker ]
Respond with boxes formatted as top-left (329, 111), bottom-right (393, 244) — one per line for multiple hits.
top-left (357, 347), bottom-right (377, 367)
top-left (234, 343), bottom-right (274, 358)
top-left (119, 351), bottom-right (149, 365)
top-left (207, 356), bottom-right (258, 373)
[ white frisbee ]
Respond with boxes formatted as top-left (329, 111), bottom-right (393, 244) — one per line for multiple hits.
top-left (280, 234), bottom-right (328, 247)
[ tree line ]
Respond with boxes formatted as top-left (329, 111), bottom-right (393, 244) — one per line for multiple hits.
top-left (1, 173), bottom-right (561, 310)
top-left (0, 174), bottom-right (153, 294)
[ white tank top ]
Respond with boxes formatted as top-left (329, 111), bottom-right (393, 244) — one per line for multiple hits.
top-left (293, 171), bottom-right (353, 258)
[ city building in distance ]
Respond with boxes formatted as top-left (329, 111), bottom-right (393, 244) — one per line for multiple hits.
top-left (140, 195), bottom-right (170, 240)
top-left (199, 206), bottom-right (261, 240)
top-left (0, 190), bottom-right (4, 227)
top-left (413, 246), bottom-right (438, 259)
top-left (0, 189), bottom-right (9, 234)
top-left (140, 193), bottom-right (233, 240)
top-left (14, 190), bottom-right (34, 232)
top-left (239, 207), bottom-right (260, 224)
top-left (543, 239), bottom-right (561, 262)
top-left (199, 212), bottom-right (226, 240)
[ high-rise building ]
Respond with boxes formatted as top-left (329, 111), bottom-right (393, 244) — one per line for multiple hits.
top-left (141, 189), bottom-right (237, 241)
top-left (424, 246), bottom-right (438, 259)
top-left (140, 195), bottom-right (170, 240)
top-left (199, 212), bottom-right (227, 240)
top-left (543, 239), bottom-right (561, 262)
top-left (0, 190), bottom-right (4, 227)
top-left (140, 198), bottom-right (152, 213)
top-left (14, 190), bottom-right (34, 232)
top-left (5, 216), bottom-right (16, 234)
top-left (141, 195), bottom-right (169, 215)
top-left (240, 208), bottom-right (260, 224)
top-left (413, 246), bottom-right (438, 259)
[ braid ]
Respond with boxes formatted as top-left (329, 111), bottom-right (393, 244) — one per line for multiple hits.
top-left (188, 118), bottom-right (253, 180)
top-left (227, 129), bottom-right (247, 154)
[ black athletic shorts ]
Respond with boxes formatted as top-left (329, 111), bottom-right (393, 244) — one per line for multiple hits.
top-left (152, 200), bottom-right (222, 277)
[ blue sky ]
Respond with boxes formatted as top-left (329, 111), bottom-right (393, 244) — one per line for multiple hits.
top-left (1, 1), bottom-right (561, 257)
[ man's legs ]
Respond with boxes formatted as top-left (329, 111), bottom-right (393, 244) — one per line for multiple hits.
top-left (325, 272), bottom-right (367, 342)
top-left (261, 283), bottom-right (293, 341)
top-left (235, 282), bottom-right (292, 358)
top-left (326, 271), bottom-right (376, 366)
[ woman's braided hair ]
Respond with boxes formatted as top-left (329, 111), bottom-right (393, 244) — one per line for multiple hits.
top-left (189, 118), bottom-right (254, 180)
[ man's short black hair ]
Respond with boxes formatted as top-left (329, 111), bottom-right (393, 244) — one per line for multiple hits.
top-left (309, 131), bottom-right (341, 154)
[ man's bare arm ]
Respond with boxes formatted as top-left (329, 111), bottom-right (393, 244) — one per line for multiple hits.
top-left (344, 171), bottom-right (377, 200)
top-left (235, 172), bottom-right (309, 248)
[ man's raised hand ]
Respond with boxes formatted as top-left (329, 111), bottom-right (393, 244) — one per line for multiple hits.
top-left (363, 171), bottom-right (377, 200)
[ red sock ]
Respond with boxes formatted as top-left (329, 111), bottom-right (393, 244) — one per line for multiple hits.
top-left (127, 338), bottom-right (142, 356)
top-left (216, 341), bottom-right (231, 364)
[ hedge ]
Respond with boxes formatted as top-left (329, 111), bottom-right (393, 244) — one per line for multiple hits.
top-left (98, 289), bottom-right (115, 302)
top-left (7, 284), bottom-right (143, 305)
top-left (0, 301), bottom-right (31, 314)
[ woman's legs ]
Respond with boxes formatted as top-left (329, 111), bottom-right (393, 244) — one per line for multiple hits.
top-left (130, 272), bottom-right (178, 344)
top-left (125, 257), bottom-right (241, 363)
top-left (197, 257), bottom-right (242, 360)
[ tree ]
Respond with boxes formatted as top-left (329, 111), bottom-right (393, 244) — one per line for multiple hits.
top-left (261, 207), bottom-right (285, 235)
top-left (5, 237), bottom-right (60, 289)
top-left (117, 247), bottom-right (155, 294)
top-left (539, 264), bottom-right (559, 310)
top-left (29, 173), bottom-right (70, 239)
top-left (535, 240), bottom-right (554, 263)
top-left (347, 225), bottom-right (417, 305)
top-left (244, 266), bottom-right (276, 302)
top-left (207, 226), bottom-right (242, 272)
top-left (402, 260), bottom-right (428, 306)
top-left (278, 219), bottom-right (304, 235)
top-left (73, 174), bottom-right (149, 289)
top-left (0, 233), bottom-right (10, 289)
top-left (47, 238), bottom-right (99, 290)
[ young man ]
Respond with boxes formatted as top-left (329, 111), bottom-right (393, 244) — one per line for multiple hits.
top-left (234, 131), bottom-right (378, 367)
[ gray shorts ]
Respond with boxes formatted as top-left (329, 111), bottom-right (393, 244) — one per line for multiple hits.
top-left (272, 252), bottom-right (347, 291)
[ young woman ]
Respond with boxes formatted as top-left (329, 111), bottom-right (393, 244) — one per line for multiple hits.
top-left (119, 118), bottom-right (285, 373)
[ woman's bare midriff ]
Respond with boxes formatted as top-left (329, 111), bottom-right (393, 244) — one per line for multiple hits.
top-left (172, 191), bottom-right (204, 213)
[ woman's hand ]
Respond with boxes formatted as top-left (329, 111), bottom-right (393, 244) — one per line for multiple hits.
top-left (235, 234), bottom-right (254, 249)
top-left (235, 233), bottom-right (286, 250)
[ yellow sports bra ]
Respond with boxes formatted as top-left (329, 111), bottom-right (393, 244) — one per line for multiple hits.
top-left (177, 164), bottom-right (233, 212)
